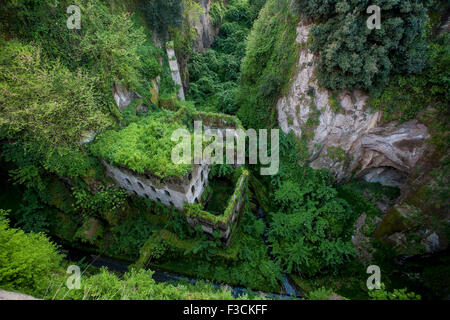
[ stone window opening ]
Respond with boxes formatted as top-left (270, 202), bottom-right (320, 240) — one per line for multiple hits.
top-left (156, 197), bottom-right (161, 202)
top-left (165, 190), bottom-right (170, 197)
top-left (191, 185), bottom-right (195, 195)
top-left (137, 181), bottom-right (144, 189)
top-left (169, 201), bottom-right (175, 207)
top-left (151, 186), bottom-right (156, 192)
top-left (201, 171), bottom-right (204, 182)
top-left (125, 178), bottom-right (132, 186)
top-left (188, 173), bottom-right (192, 181)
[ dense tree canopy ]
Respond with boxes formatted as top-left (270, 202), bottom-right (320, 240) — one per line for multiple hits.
top-left (0, 210), bottom-right (63, 294)
top-left (297, 0), bottom-right (433, 94)
top-left (268, 167), bottom-right (357, 276)
top-left (139, 0), bottom-right (183, 39)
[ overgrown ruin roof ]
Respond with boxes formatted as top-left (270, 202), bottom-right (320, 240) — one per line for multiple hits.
top-left (90, 104), bottom-right (245, 180)
top-left (90, 111), bottom-right (193, 179)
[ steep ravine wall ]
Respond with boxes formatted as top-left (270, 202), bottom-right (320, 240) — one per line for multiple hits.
top-left (276, 19), bottom-right (449, 256)
top-left (194, 0), bottom-right (217, 52)
top-left (276, 21), bottom-right (431, 187)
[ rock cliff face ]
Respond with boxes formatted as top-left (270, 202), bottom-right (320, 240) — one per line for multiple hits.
top-left (112, 82), bottom-right (140, 110)
top-left (276, 22), bottom-right (430, 187)
top-left (193, 0), bottom-right (216, 52)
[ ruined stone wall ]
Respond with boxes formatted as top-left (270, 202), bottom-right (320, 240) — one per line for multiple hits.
top-left (103, 161), bottom-right (210, 210)
top-left (186, 170), bottom-right (248, 244)
top-left (166, 44), bottom-right (185, 101)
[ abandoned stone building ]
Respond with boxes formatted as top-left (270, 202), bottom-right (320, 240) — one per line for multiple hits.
top-left (95, 105), bottom-right (248, 243)
top-left (95, 43), bottom-right (250, 243)
top-left (103, 160), bottom-right (210, 210)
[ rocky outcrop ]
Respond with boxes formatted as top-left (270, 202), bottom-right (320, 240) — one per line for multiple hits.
top-left (194, 0), bottom-right (217, 52)
top-left (112, 82), bottom-right (140, 110)
top-left (276, 22), bottom-right (430, 186)
top-left (373, 148), bottom-right (449, 255)
top-left (0, 290), bottom-right (40, 300)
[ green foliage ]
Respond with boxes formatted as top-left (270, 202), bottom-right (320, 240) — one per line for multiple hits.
top-left (120, 99), bottom-right (142, 127)
top-left (14, 191), bottom-right (51, 234)
top-left (268, 167), bottom-right (358, 277)
top-left (210, 0), bottom-right (227, 26)
top-left (72, 186), bottom-right (127, 219)
top-left (3, 0), bottom-right (161, 109)
top-left (187, 0), bottom-right (264, 114)
top-left (0, 0), bottom-right (165, 179)
top-left (237, 0), bottom-right (300, 128)
top-left (90, 112), bottom-right (193, 178)
top-left (210, 163), bottom-right (235, 178)
top-left (297, 0), bottom-right (433, 95)
top-left (306, 287), bottom-right (334, 300)
top-left (164, 208), bottom-right (196, 240)
top-left (369, 283), bottom-right (421, 300)
top-left (327, 146), bottom-right (346, 162)
top-left (369, 33), bottom-right (449, 125)
top-left (56, 267), bottom-right (244, 300)
top-left (204, 177), bottom-right (236, 215)
top-left (0, 40), bottom-right (111, 161)
top-left (188, 215), bottom-right (283, 292)
top-left (0, 210), bottom-right (64, 295)
top-left (140, 202), bottom-right (282, 292)
top-left (139, 0), bottom-right (183, 40)
top-left (105, 214), bottom-right (154, 259)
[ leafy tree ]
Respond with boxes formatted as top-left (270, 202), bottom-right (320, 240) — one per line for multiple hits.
top-left (0, 40), bottom-right (111, 178)
top-left (0, 40), bottom-right (110, 149)
top-left (139, 0), bottom-right (183, 40)
top-left (237, 0), bottom-right (299, 128)
top-left (369, 32), bottom-right (449, 123)
top-left (296, 0), bottom-right (433, 94)
top-left (187, 0), bottom-right (264, 114)
top-left (0, 210), bottom-right (64, 295)
top-left (268, 167), bottom-right (357, 276)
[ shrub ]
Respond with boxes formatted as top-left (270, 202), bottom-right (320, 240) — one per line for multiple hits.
top-left (0, 210), bottom-right (64, 295)
top-left (369, 283), bottom-right (421, 300)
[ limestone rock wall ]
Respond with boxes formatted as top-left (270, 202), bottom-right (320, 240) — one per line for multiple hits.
top-left (276, 22), bottom-right (430, 186)
top-left (193, 0), bottom-right (217, 52)
top-left (113, 82), bottom-right (140, 110)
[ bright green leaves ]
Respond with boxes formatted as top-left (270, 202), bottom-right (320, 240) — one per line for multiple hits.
top-left (268, 167), bottom-right (357, 276)
top-left (90, 113), bottom-right (192, 179)
top-left (0, 210), bottom-right (63, 295)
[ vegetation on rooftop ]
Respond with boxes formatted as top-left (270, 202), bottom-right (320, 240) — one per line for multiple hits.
top-left (90, 112), bottom-right (193, 179)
